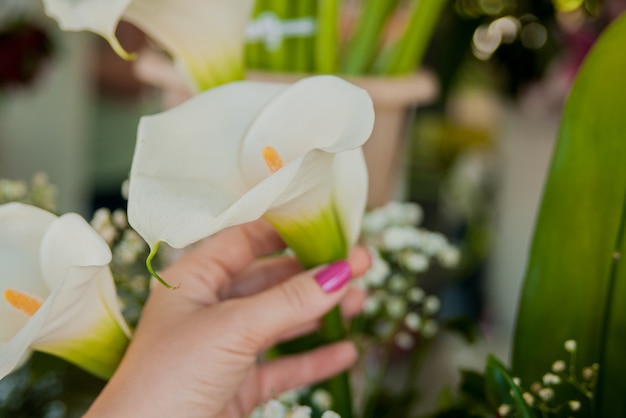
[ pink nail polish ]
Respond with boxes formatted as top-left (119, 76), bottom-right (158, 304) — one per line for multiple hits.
top-left (314, 260), bottom-right (352, 293)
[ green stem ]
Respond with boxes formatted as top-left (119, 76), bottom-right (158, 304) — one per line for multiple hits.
top-left (146, 241), bottom-right (178, 289)
top-left (266, 0), bottom-right (290, 71)
top-left (320, 306), bottom-right (353, 418)
top-left (292, 0), bottom-right (317, 72)
top-left (381, 0), bottom-right (447, 75)
top-left (595, 185), bottom-right (626, 417)
top-left (341, 0), bottom-right (400, 75)
top-left (315, 0), bottom-right (340, 73)
top-left (245, 0), bottom-right (266, 70)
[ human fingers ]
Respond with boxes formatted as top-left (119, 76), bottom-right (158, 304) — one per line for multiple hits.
top-left (224, 254), bottom-right (302, 299)
top-left (228, 247), bottom-right (371, 350)
top-left (265, 287), bottom-right (366, 348)
top-left (252, 341), bottom-right (358, 413)
top-left (155, 219), bottom-right (285, 303)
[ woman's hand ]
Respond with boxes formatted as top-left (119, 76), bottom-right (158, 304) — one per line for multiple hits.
top-left (86, 220), bottom-right (370, 418)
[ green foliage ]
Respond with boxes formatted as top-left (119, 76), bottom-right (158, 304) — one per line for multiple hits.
top-left (511, 12), bottom-right (626, 418)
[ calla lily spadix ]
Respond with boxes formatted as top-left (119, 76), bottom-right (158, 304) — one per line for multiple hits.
top-left (128, 75), bottom-right (374, 280)
top-left (0, 203), bottom-right (131, 381)
top-left (42, 0), bottom-right (255, 91)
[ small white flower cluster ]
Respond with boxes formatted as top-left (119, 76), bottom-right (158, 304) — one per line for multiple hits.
top-left (249, 389), bottom-right (340, 418)
top-left (356, 201), bottom-right (460, 348)
top-left (90, 208), bottom-right (148, 266)
top-left (0, 173), bottom-right (57, 212)
top-left (501, 339), bottom-right (598, 416)
top-left (90, 206), bottom-right (152, 328)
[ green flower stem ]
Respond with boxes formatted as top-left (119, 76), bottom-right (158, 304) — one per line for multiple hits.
top-left (266, 0), bottom-right (290, 71)
top-left (245, 0), bottom-right (266, 70)
top-left (381, 0), bottom-right (446, 75)
top-left (146, 241), bottom-right (179, 289)
top-left (341, 0), bottom-right (400, 75)
top-left (292, 0), bottom-right (316, 73)
top-left (315, 0), bottom-right (340, 73)
top-left (321, 306), bottom-right (353, 418)
top-left (268, 206), bottom-right (353, 417)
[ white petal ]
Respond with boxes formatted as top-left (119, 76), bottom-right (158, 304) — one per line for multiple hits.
top-left (42, 0), bottom-right (133, 58)
top-left (128, 81), bottom-right (289, 247)
top-left (0, 204), bottom-right (55, 345)
top-left (128, 76), bottom-right (374, 251)
top-left (123, 0), bottom-right (255, 90)
top-left (0, 209), bottom-right (130, 380)
top-left (39, 213), bottom-right (130, 339)
top-left (332, 149), bottom-right (369, 246)
top-left (39, 214), bottom-right (112, 289)
top-left (240, 75), bottom-right (374, 185)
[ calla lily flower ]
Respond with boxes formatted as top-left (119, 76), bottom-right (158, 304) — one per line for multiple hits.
top-left (128, 75), bottom-right (374, 270)
top-left (0, 203), bottom-right (131, 380)
top-left (42, 0), bottom-right (255, 91)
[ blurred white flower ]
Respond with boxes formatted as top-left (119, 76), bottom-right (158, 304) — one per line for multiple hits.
top-left (0, 203), bottom-right (130, 380)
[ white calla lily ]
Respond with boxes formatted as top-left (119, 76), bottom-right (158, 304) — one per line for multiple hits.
top-left (42, 0), bottom-right (255, 90)
top-left (128, 75), bottom-right (374, 271)
top-left (0, 203), bottom-right (131, 380)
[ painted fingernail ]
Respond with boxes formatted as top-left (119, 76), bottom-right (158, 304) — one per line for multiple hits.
top-left (314, 260), bottom-right (352, 293)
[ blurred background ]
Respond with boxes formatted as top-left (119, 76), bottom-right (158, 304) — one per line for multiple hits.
top-left (1, 0), bottom-right (624, 416)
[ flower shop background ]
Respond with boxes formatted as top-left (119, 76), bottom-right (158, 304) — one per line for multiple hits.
top-left (1, 0), bottom-right (624, 417)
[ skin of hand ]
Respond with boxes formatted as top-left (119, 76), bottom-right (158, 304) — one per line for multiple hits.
top-left (85, 219), bottom-right (371, 418)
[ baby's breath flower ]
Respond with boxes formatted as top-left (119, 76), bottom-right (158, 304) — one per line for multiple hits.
top-left (421, 319), bottom-right (439, 338)
top-left (420, 231), bottom-right (447, 255)
top-left (114, 229), bottom-right (147, 265)
top-left (121, 179), bottom-right (130, 200)
top-left (289, 406), bottom-right (312, 418)
top-left (320, 412), bottom-right (341, 418)
top-left (381, 226), bottom-right (422, 251)
top-left (538, 387), bottom-right (554, 401)
top-left (112, 209), bottom-right (128, 229)
top-left (582, 367), bottom-right (594, 381)
top-left (400, 251), bottom-right (429, 273)
top-left (437, 244), bottom-right (460, 268)
top-left (363, 297), bottom-right (382, 316)
top-left (564, 339), bottom-right (577, 353)
top-left (394, 331), bottom-right (414, 350)
top-left (311, 389), bottom-right (333, 411)
top-left (422, 295), bottom-right (441, 315)
top-left (385, 297), bottom-right (407, 319)
top-left (91, 208), bottom-right (112, 230)
top-left (0, 179), bottom-right (27, 201)
top-left (384, 201), bottom-right (423, 226)
top-left (523, 392), bottom-right (535, 406)
top-left (530, 382), bottom-right (542, 393)
top-left (407, 287), bottom-right (425, 303)
top-left (362, 210), bottom-right (388, 235)
top-left (363, 256), bottom-right (390, 287)
top-left (404, 312), bottom-right (422, 331)
top-left (388, 274), bottom-right (409, 292)
top-left (542, 373), bottom-right (561, 385)
top-left (261, 400), bottom-right (286, 418)
top-left (498, 404), bottom-right (511, 416)
top-left (552, 360), bottom-right (566, 373)
top-left (568, 400), bottom-right (581, 411)
top-left (512, 377), bottom-right (521, 386)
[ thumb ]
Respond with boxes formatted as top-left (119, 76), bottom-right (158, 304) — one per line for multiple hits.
top-left (237, 251), bottom-right (368, 346)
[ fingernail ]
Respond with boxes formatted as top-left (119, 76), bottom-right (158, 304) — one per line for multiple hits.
top-left (314, 260), bottom-right (352, 293)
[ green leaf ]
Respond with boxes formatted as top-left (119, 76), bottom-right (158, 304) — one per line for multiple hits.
top-left (484, 355), bottom-right (536, 418)
top-left (511, 13), bottom-right (626, 418)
